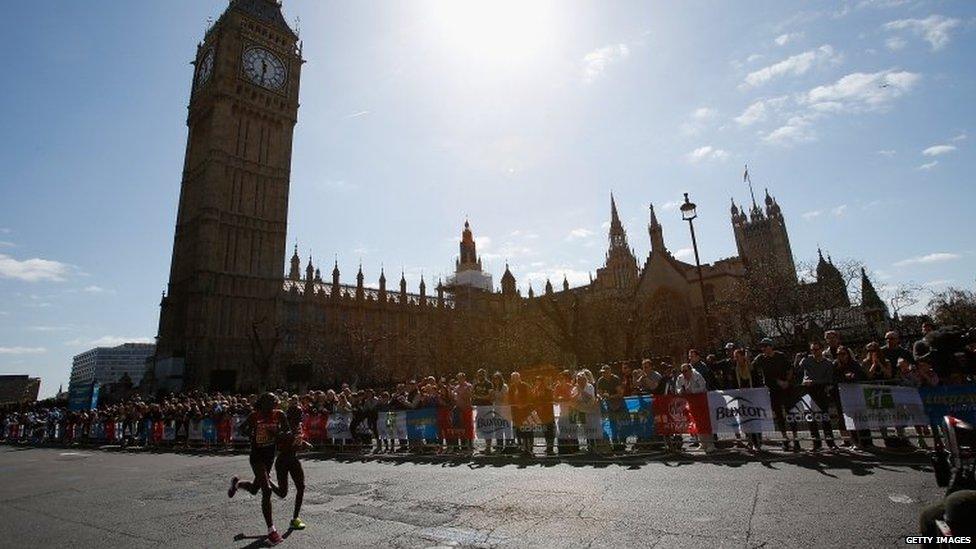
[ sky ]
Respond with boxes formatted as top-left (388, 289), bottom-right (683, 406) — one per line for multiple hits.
top-left (0, 1), bottom-right (974, 398)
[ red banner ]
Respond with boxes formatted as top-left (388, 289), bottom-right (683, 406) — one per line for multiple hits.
top-left (217, 418), bottom-right (232, 443)
top-left (437, 406), bottom-right (474, 440)
top-left (303, 413), bottom-right (327, 443)
top-left (104, 421), bottom-right (116, 441)
top-left (652, 394), bottom-right (712, 435)
top-left (152, 421), bottom-right (164, 443)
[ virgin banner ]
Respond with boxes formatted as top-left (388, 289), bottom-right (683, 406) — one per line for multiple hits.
top-left (653, 393), bottom-right (711, 435)
top-left (707, 388), bottom-right (775, 434)
top-left (438, 407), bottom-right (474, 440)
top-left (839, 383), bottom-right (928, 429)
top-left (474, 406), bottom-right (513, 440)
top-left (405, 408), bottom-right (439, 440)
top-left (303, 414), bottom-right (327, 443)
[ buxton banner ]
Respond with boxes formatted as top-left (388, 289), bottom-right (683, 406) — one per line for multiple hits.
top-left (474, 406), bottom-right (513, 440)
top-left (707, 388), bottom-right (775, 434)
top-left (602, 396), bottom-right (654, 440)
top-left (653, 393), bottom-right (711, 435)
top-left (839, 383), bottom-right (928, 429)
top-left (919, 385), bottom-right (976, 425)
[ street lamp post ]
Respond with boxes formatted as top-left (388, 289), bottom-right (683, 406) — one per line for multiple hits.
top-left (680, 192), bottom-right (711, 345)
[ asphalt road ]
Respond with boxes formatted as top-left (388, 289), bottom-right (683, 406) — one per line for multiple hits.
top-left (0, 445), bottom-right (943, 548)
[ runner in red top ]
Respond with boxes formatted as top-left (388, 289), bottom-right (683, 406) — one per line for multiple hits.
top-left (227, 393), bottom-right (289, 545)
top-left (271, 396), bottom-right (308, 531)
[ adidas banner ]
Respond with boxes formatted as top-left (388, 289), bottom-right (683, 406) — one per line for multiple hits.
top-left (707, 388), bottom-right (776, 434)
top-left (839, 383), bottom-right (927, 429)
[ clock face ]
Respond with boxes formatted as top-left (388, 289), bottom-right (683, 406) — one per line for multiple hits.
top-left (242, 47), bottom-right (287, 90)
top-left (196, 48), bottom-right (215, 88)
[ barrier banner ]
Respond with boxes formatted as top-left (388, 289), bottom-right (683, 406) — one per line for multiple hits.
top-left (188, 420), bottom-right (203, 441)
top-left (839, 383), bottom-right (927, 429)
top-left (377, 411), bottom-right (408, 440)
top-left (405, 408), bottom-right (439, 440)
top-left (474, 406), bottom-right (513, 440)
top-left (231, 415), bottom-right (248, 443)
top-left (303, 414), bottom-right (327, 443)
top-left (708, 388), bottom-right (776, 434)
top-left (91, 421), bottom-right (105, 440)
top-left (786, 393), bottom-right (831, 426)
top-left (602, 396), bottom-right (654, 440)
top-left (217, 418), bottom-right (232, 443)
top-left (918, 385), bottom-right (976, 425)
top-left (653, 393), bottom-right (711, 435)
top-left (201, 418), bottom-right (216, 443)
top-left (162, 421), bottom-right (176, 442)
top-left (152, 421), bottom-right (164, 443)
top-left (326, 412), bottom-right (353, 440)
top-left (556, 400), bottom-right (605, 440)
top-left (438, 406), bottom-right (474, 440)
top-left (104, 421), bottom-right (116, 442)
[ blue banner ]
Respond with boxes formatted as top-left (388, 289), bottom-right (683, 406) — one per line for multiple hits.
top-left (405, 408), bottom-right (439, 440)
top-left (919, 385), bottom-right (976, 425)
top-left (602, 396), bottom-right (654, 439)
top-left (202, 418), bottom-right (216, 443)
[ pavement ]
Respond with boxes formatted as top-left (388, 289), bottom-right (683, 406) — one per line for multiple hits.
top-left (0, 444), bottom-right (944, 548)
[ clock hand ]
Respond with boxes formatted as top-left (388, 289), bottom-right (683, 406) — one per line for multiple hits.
top-left (261, 60), bottom-right (268, 83)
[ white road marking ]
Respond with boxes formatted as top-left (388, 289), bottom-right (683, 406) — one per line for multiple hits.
top-left (888, 494), bottom-right (914, 504)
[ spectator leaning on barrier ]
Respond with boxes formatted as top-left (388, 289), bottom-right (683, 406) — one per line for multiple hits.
top-left (798, 340), bottom-right (837, 451)
top-left (753, 337), bottom-right (799, 452)
top-left (883, 330), bottom-right (915, 368)
top-left (687, 349), bottom-right (715, 390)
top-left (863, 342), bottom-right (894, 381)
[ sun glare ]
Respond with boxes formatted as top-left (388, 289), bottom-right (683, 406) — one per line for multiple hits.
top-left (425, 0), bottom-right (558, 69)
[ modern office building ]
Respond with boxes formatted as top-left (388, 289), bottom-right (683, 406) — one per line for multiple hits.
top-left (68, 343), bottom-right (156, 395)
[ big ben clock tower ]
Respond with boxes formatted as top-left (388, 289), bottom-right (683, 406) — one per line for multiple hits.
top-left (156, 0), bottom-right (302, 391)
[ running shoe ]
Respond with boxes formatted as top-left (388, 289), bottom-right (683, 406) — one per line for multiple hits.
top-left (290, 518), bottom-right (306, 530)
top-left (227, 476), bottom-right (239, 498)
top-left (267, 529), bottom-right (284, 545)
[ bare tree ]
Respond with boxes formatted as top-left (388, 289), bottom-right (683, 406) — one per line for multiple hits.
top-left (927, 287), bottom-right (976, 327)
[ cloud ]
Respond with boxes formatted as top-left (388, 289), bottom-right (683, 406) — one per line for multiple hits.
top-left (803, 69), bottom-right (921, 112)
top-left (0, 241), bottom-right (14, 248)
top-left (28, 326), bottom-right (71, 332)
top-left (681, 107), bottom-right (719, 135)
top-left (0, 254), bottom-right (71, 282)
top-left (741, 45), bottom-right (840, 89)
top-left (66, 336), bottom-right (154, 348)
top-left (832, 204), bottom-right (848, 217)
top-left (877, 149), bottom-right (896, 157)
top-left (342, 110), bottom-right (370, 120)
top-left (894, 252), bottom-right (961, 267)
top-left (566, 228), bottom-right (594, 241)
top-left (917, 160), bottom-right (939, 170)
top-left (802, 210), bottom-right (823, 220)
top-left (0, 346), bottom-right (47, 355)
top-left (763, 114), bottom-right (819, 146)
top-left (951, 132), bottom-right (967, 142)
top-left (0, 228), bottom-right (10, 234)
top-left (522, 268), bottom-right (592, 289)
top-left (673, 248), bottom-right (694, 261)
top-left (661, 200), bottom-right (682, 212)
top-left (774, 32), bottom-right (803, 46)
top-left (315, 179), bottom-right (359, 191)
top-left (685, 146), bottom-right (730, 163)
top-left (582, 44), bottom-right (630, 83)
top-left (884, 36), bottom-right (907, 51)
top-left (883, 15), bottom-right (962, 51)
top-left (82, 285), bottom-right (109, 293)
top-left (734, 96), bottom-right (788, 126)
top-left (922, 144), bottom-right (956, 157)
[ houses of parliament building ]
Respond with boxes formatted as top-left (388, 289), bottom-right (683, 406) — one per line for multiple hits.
top-left (152, 0), bottom-right (889, 392)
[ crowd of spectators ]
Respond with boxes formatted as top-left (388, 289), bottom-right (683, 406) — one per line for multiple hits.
top-left (2, 324), bottom-right (973, 456)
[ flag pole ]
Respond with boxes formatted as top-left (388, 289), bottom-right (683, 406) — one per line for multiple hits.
top-left (744, 164), bottom-right (758, 210)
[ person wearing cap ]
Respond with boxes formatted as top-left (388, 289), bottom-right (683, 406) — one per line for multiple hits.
top-left (752, 337), bottom-right (799, 451)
